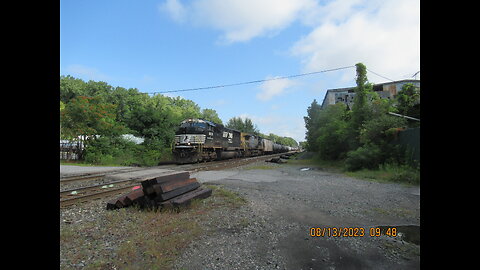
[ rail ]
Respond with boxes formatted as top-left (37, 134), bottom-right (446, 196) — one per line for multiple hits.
top-left (60, 151), bottom-right (298, 208)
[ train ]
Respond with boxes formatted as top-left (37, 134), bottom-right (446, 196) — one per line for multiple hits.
top-left (172, 118), bottom-right (298, 164)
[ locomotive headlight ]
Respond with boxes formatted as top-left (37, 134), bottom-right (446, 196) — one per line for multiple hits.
top-left (187, 142), bottom-right (190, 145)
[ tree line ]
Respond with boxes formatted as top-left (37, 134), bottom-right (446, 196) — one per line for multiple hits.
top-left (60, 75), bottom-right (297, 166)
top-left (303, 63), bottom-right (420, 181)
top-left (224, 117), bottom-right (298, 147)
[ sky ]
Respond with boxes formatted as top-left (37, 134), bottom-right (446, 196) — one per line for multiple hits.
top-left (60, 0), bottom-right (420, 143)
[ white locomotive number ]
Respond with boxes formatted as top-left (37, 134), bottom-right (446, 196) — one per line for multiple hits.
top-left (222, 132), bottom-right (233, 139)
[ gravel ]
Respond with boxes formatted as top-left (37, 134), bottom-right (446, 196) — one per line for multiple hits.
top-left (175, 160), bottom-right (420, 270)
top-left (60, 157), bottom-right (420, 269)
top-left (60, 165), bottom-right (135, 177)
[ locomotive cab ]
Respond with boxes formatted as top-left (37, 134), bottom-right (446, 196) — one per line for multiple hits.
top-left (173, 119), bottom-right (216, 163)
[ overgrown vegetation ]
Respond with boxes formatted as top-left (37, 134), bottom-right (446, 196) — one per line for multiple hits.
top-left (303, 63), bottom-right (420, 184)
top-left (60, 75), bottom-right (297, 166)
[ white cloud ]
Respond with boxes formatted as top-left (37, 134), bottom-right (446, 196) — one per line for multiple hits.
top-left (161, 0), bottom-right (316, 43)
top-left (256, 77), bottom-right (295, 101)
top-left (160, 0), bottom-right (419, 81)
top-left (291, 0), bottom-right (420, 82)
top-left (159, 0), bottom-right (187, 23)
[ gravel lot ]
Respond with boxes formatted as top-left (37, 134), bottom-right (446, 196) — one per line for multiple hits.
top-left (60, 157), bottom-right (420, 269)
top-left (177, 160), bottom-right (420, 270)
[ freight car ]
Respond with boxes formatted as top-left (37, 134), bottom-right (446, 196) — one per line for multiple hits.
top-left (172, 118), bottom-right (291, 164)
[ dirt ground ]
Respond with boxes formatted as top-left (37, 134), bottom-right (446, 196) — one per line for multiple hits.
top-left (60, 156), bottom-right (420, 269)
top-left (174, 160), bottom-right (420, 269)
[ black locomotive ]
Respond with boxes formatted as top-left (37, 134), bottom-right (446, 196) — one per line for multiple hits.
top-left (172, 118), bottom-right (294, 164)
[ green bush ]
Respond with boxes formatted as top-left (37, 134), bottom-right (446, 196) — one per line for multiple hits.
top-left (344, 144), bottom-right (382, 171)
top-left (382, 163), bottom-right (420, 184)
top-left (83, 136), bottom-right (164, 166)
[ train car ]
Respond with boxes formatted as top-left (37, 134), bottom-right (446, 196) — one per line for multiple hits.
top-left (241, 133), bottom-right (263, 157)
top-left (173, 118), bottom-right (295, 164)
top-left (260, 138), bottom-right (274, 154)
top-left (173, 118), bottom-right (242, 164)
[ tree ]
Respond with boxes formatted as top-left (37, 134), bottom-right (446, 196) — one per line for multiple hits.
top-left (201, 108), bottom-right (223, 124)
top-left (395, 83), bottom-right (420, 121)
top-left (243, 118), bottom-right (258, 134)
top-left (350, 63), bottom-right (373, 132)
top-left (60, 96), bottom-right (125, 139)
top-left (266, 133), bottom-right (298, 147)
top-left (315, 103), bottom-right (350, 160)
top-left (60, 75), bottom-right (87, 103)
top-left (303, 99), bottom-right (322, 151)
top-left (225, 117), bottom-right (259, 134)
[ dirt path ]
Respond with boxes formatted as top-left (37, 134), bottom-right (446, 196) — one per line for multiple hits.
top-left (175, 161), bottom-right (420, 269)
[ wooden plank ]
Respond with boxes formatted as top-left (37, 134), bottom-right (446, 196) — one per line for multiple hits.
top-left (141, 172), bottom-right (190, 195)
top-left (158, 182), bottom-right (200, 201)
top-left (152, 178), bottom-right (198, 194)
top-left (105, 195), bottom-right (128, 209)
top-left (106, 198), bottom-right (119, 210)
top-left (118, 195), bottom-right (130, 207)
top-left (123, 188), bottom-right (145, 206)
top-left (170, 188), bottom-right (212, 207)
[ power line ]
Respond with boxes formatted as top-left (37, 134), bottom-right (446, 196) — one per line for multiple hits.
top-left (366, 68), bottom-right (396, 82)
top-left (144, 65), bottom-right (355, 95)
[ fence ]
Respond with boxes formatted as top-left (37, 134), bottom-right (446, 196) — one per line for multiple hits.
top-left (60, 140), bottom-right (85, 160)
top-left (393, 127), bottom-right (420, 163)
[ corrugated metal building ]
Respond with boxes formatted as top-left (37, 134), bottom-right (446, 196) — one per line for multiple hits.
top-left (321, 80), bottom-right (420, 109)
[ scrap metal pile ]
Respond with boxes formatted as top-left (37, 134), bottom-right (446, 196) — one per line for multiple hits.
top-left (106, 171), bottom-right (212, 210)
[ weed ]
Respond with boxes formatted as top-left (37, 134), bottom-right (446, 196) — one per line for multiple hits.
top-left (205, 184), bottom-right (247, 207)
top-left (60, 184), bottom-right (247, 269)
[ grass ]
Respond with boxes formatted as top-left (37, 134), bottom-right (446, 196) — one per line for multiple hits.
top-left (60, 185), bottom-right (247, 270)
top-left (285, 154), bottom-right (344, 173)
top-left (345, 163), bottom-right (420, 185)
top-left (287, 152), bottom-right (420, 185)
top-left (204, 184), bottom-right (247, 208)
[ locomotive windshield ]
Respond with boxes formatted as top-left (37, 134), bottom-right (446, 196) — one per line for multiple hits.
top-left (176, 122), bottom-right (207, 134)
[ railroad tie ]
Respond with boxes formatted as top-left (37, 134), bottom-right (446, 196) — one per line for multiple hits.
top-left (106, 172), bottom-right (211, 210)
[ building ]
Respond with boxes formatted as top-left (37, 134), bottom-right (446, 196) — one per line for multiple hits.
top-left (321, 80), bottom-right (420, 109)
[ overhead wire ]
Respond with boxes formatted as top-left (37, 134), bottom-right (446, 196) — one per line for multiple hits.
top-left (143, 65), bottom-right (355, 95)
top-left (138, 65), bottom-right (419, 95)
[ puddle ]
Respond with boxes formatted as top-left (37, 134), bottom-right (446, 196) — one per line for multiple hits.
top-left (377, 225), bottom-right (420, 245)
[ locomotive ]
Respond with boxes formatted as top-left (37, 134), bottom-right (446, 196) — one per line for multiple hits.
top-left (172, 118), bottom-right (293, 164)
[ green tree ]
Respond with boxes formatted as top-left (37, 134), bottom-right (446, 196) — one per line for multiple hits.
top-left (350, 63), bottom-right (373, 134)
top-left (60, 96), bottom-right (125, 140)
top-left (60, 75), bottom-right (87, 103)
top-left (395, 83), bottom-right (420, 121)
top-left (226, 117), bottom-right (242, 130)
top-left (315, 103), bottom-right (350, 160)
top-left (303, 99), bottom-right (322, 151)
top-left (200, 108), bottom-right (223, 124)
top-left (345, 114), bottom-right (407, 171)
top-left (225, 117), bottom-right (259, 134)
top-left (243, 118), bottom-right (259, 134)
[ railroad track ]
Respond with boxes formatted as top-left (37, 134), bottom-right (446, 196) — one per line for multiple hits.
top-left (60, 152), bottom-right (297, 208)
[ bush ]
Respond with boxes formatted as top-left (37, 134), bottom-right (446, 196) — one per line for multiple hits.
top-left (344, 144), bottom-right (382, 171)
top-left (382, 163), bottom-right (420, 184)
top-left (314, 103), bottom-right (350, 160)
top-left (83, 136), bottom-right (146, 166)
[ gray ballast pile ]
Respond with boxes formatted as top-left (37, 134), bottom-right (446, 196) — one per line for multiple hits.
top-left (106, 171), bottom-right (212, 210)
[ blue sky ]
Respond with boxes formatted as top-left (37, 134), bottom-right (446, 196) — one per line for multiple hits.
top-left (60, 0), bottom-right (420, 143)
